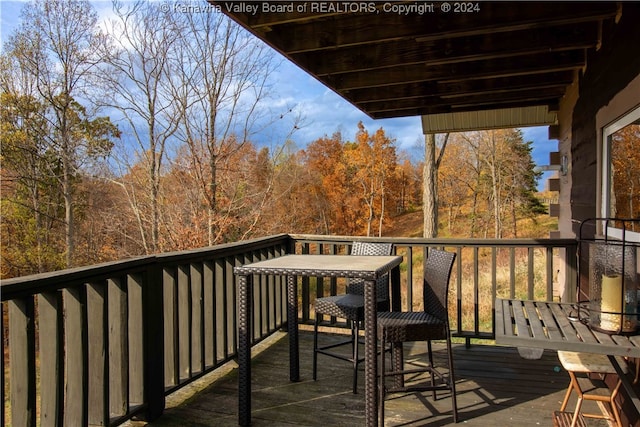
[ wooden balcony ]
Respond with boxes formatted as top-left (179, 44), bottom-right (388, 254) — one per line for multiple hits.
top-left (124, 330), bottom-right (586, 427)
top-left (2, 234), bottom-right (600, 426)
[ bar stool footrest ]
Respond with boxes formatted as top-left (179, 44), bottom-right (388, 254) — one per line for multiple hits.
top-left (552, 411), bottom-right (587, 427)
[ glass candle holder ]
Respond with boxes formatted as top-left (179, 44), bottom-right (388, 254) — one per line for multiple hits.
top-left (589, 241), bottom-right (638, 334)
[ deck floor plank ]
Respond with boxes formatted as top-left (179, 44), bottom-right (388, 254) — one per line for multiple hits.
top-left (129, 330), bottom-right (613, 426)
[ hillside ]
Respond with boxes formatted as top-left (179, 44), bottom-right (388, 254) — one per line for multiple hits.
top-left (386, 210), bottom-right (424, 237)
top-left (386, 209), bottom-right (557, 239)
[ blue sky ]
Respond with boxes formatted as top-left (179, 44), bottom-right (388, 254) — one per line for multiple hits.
top-left (1, 0), bottom-right (557, 184)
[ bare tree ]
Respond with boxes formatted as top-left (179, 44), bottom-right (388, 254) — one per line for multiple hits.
top-left (170, 10), bottom-right (295, 245)
top-left (422, 133), bottom-right (449, 238)
top-left (102, 0), bottom-right (183, 253)
top-left (459, 129), bottom-right (543, 238)
top-left (437, 139), bottom-right (475, 233)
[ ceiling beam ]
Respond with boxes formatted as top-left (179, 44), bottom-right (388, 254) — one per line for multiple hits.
top-left (370, 98), bottom-right (561, 119)
top-left (329, 50), bottom-right (585, 91)
top-left (242, 3), bottom-right (618, 54)
top-left (360, 87), bottom-right (566, 115)
top-left (296, 23), bottom-right (598, 76)
top-left (348, 72), bottom-right (575, 104)
top-left (210, 1), bottom-right (622, 120)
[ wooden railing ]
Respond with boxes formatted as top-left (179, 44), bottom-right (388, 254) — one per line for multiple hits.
top-left (291, 235), bottom-right (578, 342)
top-left (1, 234), bottom-right (577, 426)
top-left (1, 234), bottom-right (293, 427)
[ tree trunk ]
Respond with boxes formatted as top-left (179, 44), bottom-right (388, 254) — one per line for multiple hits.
top-left (208, 152), bottom-right (217, 246)
top-left (488, 132), bottom-right (502, 239)
top-left (423, 134), bottom-right (438, 238)
top-left (366, 192), bottom-right (374, 237)
top-left (378, 188), bottom-right (385, 237)
top-left (470, 191), bottom-right (479, 237)
top-left (149, 122), bottom-right (160, 253)
top-left (62, 147), bottom-right (74, 267)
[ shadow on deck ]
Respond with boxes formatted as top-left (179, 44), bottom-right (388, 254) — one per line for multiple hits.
top-left (128, 330), bottom-right (609, 426)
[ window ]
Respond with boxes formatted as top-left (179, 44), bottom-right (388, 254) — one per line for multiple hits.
top-left (601, 105), bottom-right (640, 238)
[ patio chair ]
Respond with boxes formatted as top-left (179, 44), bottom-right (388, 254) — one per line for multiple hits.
top-left (556, 350), bottom-right (628, 427)
top-left (377, 248), bottom-right (458, 424)
top-left (312, 241), bottom-right (393, 393)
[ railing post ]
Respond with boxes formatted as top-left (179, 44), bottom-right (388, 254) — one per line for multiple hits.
top-left (8, 297), bottom-right (36, 427)
top-left (141, 261), bottom-right (165, 421)
top-left (564, 244), bottom-right (579, 303)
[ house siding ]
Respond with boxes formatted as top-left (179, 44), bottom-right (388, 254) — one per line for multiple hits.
top-left (570, 3), bottom-right (640, 235)
top-left (566, 5), bottom-right (640, 426)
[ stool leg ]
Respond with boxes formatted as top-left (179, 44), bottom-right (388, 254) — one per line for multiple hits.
top-left (571, 395), bottom-right (584, 427)
top-left (570, 372), bottom-right (585, 427)
top-left (608, 379), bottom-right (623, 427)
top-left (446, 336), bottom-right (458, 423)
top-left (560, 371), bottom-right (578, 411)
top-left (392, 343), bottom-right (403, 389)
top-left (379, 332), bottom-right (386, 426)
top-left (427, 340), bottom-right (436, 400)
top-left (561, 371), bottom-right (584, 427)
top-left (352, 322), bottom-right (359, 394)
top-left (313, 317), bottom-right (319, 381)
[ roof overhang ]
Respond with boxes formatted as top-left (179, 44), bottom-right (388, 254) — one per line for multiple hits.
top-left (211, 1), bottom-right (622, 130)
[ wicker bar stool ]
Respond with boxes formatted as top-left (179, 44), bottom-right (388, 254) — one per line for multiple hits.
top-left (557, 350), bottom-right (629, 427)
top-left (312, 241), bottom-right (393, 393)
top-left (377, 249), bottom-right (458, 424)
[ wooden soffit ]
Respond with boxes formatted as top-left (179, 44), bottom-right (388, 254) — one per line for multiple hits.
top-left (211, 1), bottom-right (622, 122)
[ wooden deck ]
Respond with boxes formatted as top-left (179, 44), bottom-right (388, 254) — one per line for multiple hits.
top-left (129, 330), bottom-right (613, 427)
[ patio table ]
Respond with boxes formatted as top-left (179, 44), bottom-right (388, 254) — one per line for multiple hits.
top-left (234, 254), bottom-right (403, 427)
top-left (495, 298), bottom-right (640, 415)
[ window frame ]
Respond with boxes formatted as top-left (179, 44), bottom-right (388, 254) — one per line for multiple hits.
top-left (600, 104), bottom-right (640, 241)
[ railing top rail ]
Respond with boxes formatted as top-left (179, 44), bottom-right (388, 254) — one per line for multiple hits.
top-left (1, 234), bottom-right (292, 300)
top-left (1, 256), bottom-right (155, 299)
top-left (1, 233), bottom-right (577, 300)
top-left (289, 234), bottom-right (578, 248)
top-left (154, 233), bottom-right (292, 264)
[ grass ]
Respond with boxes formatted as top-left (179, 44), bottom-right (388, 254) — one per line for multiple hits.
top-left (393, 241), bottom-right (557, 335)
top-left (386, 210), bottom-right (559, 334)
top-left (306, 244), bottom-right (555, 339)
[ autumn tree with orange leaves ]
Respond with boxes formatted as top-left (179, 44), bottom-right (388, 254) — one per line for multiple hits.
top-left (301, 124), bottom-right (404, 237)
top-left (610, 123), bottom-right (640, 225)
top-left (302, 132), bottom-right (357, 235)
top-left (349, 122), bottom-right (400, 236)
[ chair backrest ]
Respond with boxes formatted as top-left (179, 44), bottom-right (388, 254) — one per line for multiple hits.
top-left (423, 249), bottom-right (456, 322)
top-left (350, 241), bottom-right (394, 257)
top-left (346, 242), bottom-right (394, 297)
